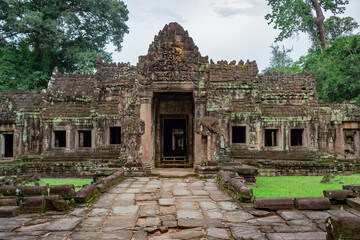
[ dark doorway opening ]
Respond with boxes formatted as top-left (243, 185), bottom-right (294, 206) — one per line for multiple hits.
top-left (291, 129), bottom-right (303, 146)
top-left (79, 131), bottom-right (91, 148)
top-left (232, 126), bottom-right (246, 143)
top-left (54, 131), bottom-right (66, 148)
top-left (4, 134), bottom-right (13, 157)
top-left (110, 127), bottom-right (121, 144)
top-left (265, 129), bottom-right (278, 147)
top-left (163, 118), bottom-right (186, 157)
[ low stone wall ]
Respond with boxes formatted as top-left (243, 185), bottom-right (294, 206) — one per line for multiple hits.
top-left (0, 160), bottom-right (122, 177)
top-left (257, 160), bottom-right (360, 176)
top-left (0, 168), bottom-right (125, 217)
top-left (217, 170), bottom-right (254, 202)
top-left (75, 169), bottom-right (125, 203)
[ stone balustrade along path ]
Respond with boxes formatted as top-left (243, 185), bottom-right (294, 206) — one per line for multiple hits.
top-left (1, 176), bottom-right (360, 239)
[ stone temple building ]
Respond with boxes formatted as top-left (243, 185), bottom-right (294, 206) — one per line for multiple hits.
top-left (1, 22), bottom-right (360, 174)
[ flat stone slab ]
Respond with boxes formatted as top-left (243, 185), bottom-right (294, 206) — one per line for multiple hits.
top-left (178, 218), bottom-right (205, 228)
top-left (102, 216), bottom-right (137, 231)
top-left (230, 226), bottom-right (265, 240)
top-left (225, 211), bottom-right (254, 222)
top-left (70, 231), bottom-right (133, 240)
top-left (176, 201), bottom-right (199, 210)
top-left (218, 201), bottom-right (239, 211)
top-left (267, 232), bottom-right (326, 240)
top-left (173, 190), bottom-right (191, 196)
top-left (136, 217), bottom-right (160, 227)
top-left (76, 216), bottom-right (106, 230)
top-left (199, 201), bottom-right (218, 211)
top-left (158, 198), bottom-right (174, 206)
top-left (278, 210), bottom-right (307, 221)
top-left (139, 204), bottom-right (158, 217)
top-left (177, 210), bottom-right (202, 219)
top-left (44, 217), bottom-right (83, 231)
top-left (89, 208), bottom-right (110, 217)
top-left (113, 206), bottom-right (139, 216)
top-left (207, 227), bottom-right (230, 239)
top-left (172, 228), bottom-right (204, 239)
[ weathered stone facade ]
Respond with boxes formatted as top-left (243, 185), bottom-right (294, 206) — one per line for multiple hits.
top-left (1, 22), bottom-right (360, 174)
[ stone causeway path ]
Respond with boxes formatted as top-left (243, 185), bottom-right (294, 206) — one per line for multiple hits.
top-left (1, 177), bottom-right (360, 239)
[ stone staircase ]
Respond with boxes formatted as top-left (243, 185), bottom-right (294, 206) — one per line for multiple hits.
top-left (161, 156), bottom-right (187, 168)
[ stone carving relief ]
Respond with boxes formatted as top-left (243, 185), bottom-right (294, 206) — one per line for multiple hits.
top-left (122, 118), bottom-right (145, 168)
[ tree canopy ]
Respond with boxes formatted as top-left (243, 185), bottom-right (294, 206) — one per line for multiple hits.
top-left (298, 35), bottom-right (360, 105)
top-left (0, 0), bottom-right (129, 92)
top-left (265, 0), bottom-right (358, 50)
top-left (263, 45), bottom-right (297, 75)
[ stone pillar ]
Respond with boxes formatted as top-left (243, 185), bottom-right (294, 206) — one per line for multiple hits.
top-left (194, 98), bottom-right (207, 167)
top-left (334, 122), bottom-right (342, 155)
top-left (140, 96), bottom-right (153, 170)
top-left (207, 135), bottom-right (211, 163)
top-left (42, 123), bottom-right (51, 153)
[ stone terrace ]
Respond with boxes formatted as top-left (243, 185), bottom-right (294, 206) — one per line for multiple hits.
top-left (1, 177), bottom-right (359, 239)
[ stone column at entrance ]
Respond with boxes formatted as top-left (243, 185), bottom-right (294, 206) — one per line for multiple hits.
top-left (140, 96), bottom-right (153, 171)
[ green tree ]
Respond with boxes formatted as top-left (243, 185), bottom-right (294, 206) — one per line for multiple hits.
top-left (325, 16), bottom-right (359, 40)
top-left (0, 0), bottom-right (129, 92)
top-left (297, 35), bottom-right (360, 105)
top-left (263, 45), bottom-right (299, 75)
top-left (265, 0), bottom-right (357, 50)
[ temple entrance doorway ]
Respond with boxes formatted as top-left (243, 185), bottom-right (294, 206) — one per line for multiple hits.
top-left (153, 92), bottom-right (194, 168)
top-left (1, 133), bottom-right (14, 158)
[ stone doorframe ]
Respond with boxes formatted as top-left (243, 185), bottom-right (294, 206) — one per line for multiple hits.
top-left (139, 89), bottom-right (206, 171)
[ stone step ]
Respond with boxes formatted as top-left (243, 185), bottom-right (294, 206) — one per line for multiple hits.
top-left (151, 168), bottom-right (196, 177)
top-left (0, 206), bottom-right (20, 217)
top-left (346, 198), bottom-right (360, 210)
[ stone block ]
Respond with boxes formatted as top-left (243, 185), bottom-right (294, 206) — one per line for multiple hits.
top-left (218, 170), bottom-right (235, 186)
top-left (294, 197), bottom-right (330, 210)
top-left (20, 186), bottom-right (48, 196)
top-left (96, 183), bottom-right (106, 193)
top-left (45, 195), bottom-right (69, 211)
top-left (49, 184), bottom-right (76, 199)
top-left (343, 185), bottom-right (360, 196)
top-left (346, 198), bottom-right (360, 210)
top-left (75, 184), bottom-right (98, 203)
top-left (0, 198), bottom-right (17, 206)
top-left (0, 186), bottom-right (47, 196)
top-left (0, 206), bottom-right (20, 217)
top-left (20, 196), bottom-right (45, 213)
top-left (229, 178), bottom-right (253, 201)
top-left (0, 186), bottom-right (16, 196)
top-left (254, 197), bottom-right (294, 210)
top-left (326, 216), bottom-right (360, 240)
top-left (323, 190), bottom-right (354, 201)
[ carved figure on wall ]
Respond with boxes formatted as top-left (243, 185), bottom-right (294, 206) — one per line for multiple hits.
top-left (310, 134), bottom-right (316, 147)
top-left (122, 118), bottom-right (145, 168)
top-left (250, 132), bottom-right (257, 145)
top-left (344, 131), bottom-right (356, 155)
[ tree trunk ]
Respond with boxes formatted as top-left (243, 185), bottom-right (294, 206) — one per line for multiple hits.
top-left (310, 0), bottom-right (328, 49)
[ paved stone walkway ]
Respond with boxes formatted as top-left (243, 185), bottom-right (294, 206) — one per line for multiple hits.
top-left (1, 177), bottom-right (360, 239)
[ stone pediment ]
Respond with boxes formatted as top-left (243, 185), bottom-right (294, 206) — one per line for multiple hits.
top-left (137, 22), bottom-right (208, 86)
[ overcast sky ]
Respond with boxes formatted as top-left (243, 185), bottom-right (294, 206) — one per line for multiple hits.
top-left (108, 0), bottom-right (360, 72)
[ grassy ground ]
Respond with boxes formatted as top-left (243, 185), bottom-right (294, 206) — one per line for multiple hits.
top-left (27, 178), bottom-right (92, 191)
top-left (248, 174), bottom-right (360, 198)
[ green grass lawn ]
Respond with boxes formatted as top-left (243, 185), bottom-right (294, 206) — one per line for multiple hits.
top-left (248, 174), bottom-right (360, 198)
top-left (27, 178), bottom-right (92, 191)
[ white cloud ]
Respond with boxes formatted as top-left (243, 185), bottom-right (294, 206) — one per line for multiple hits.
top-left (109, 0), bottom-right (360, 72)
